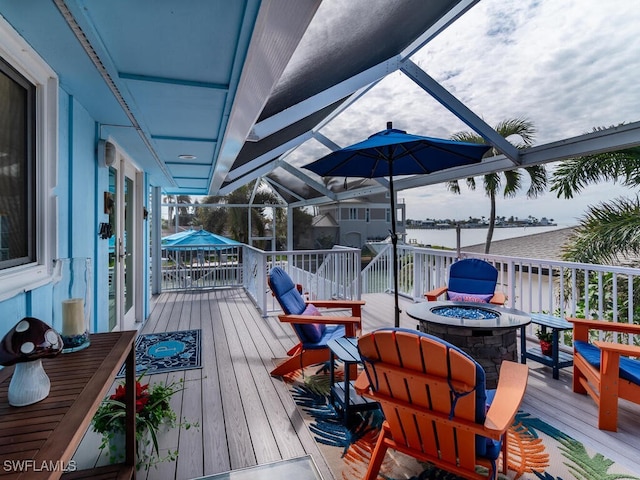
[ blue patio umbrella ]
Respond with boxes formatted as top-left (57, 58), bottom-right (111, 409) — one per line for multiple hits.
top-left (161, 229), bottom-right (241, 250)
top-left (303, 123), bottom-right (491, 327)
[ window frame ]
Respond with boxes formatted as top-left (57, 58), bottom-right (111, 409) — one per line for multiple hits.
top-left (0, 56), bottom-right (36, 270)
top-left (0, 15), bottom-right (58, 302)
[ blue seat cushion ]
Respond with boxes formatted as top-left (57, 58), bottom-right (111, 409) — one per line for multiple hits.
top-left (295, 324), bottom-right (345, 348)
top-left (575, 340), bottom-right (640, 385)
top-left (297, 304), bottom-right (326, 343)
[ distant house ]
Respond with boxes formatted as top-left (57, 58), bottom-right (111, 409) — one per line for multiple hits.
top-left (313, 194), bottom-right (406, 248)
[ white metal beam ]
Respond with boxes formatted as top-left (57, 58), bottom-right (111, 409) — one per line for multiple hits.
top-left (263, 176), bottom-right (304, 202)
top-left (290, 121), bottom-right (640, 205)
top-left (249, 58), bottom-right (399, 141)
top-left (225, 131), bottom-right (314, 182)
top-left (209, 0), bottom-right (321, 193)
top-left (401, 59), bottom-right (521, 162)
top-left (278, 162), bottom-right (337, 200)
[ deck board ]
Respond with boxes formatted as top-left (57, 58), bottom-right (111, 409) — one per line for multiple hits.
top-left (71, 289), bottom-right (640, 479)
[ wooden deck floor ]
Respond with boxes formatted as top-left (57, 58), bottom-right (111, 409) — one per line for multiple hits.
top-left (75, 288), bottom-right (640, 479)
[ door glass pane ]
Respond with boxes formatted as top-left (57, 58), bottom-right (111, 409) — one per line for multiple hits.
top-left (108, 168), bottom-right (117, 330)
top-left (124, 175), bottom-right (134, 313)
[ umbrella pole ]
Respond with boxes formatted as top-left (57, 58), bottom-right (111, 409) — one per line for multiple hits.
top-left (389, 164), bottom-right (401, 328)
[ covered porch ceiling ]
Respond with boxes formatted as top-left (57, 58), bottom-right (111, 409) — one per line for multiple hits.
top-left (2, 0), bottom-right (638, 206)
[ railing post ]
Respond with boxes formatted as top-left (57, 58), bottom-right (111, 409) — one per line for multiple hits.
top-left (413, 248), bottom-right (423, 301)
top-left (507, 260), bottom-right (516, 309)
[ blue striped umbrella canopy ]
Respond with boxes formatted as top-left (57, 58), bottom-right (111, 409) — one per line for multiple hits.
top-left (161, 229), bottom-right (241, 250)
top-left (303, 126), bottom-right (491, 327)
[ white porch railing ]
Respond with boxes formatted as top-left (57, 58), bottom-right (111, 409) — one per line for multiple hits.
top-left (161, 245), bottom-right (243, 290)
top-left (361, 244), bottom-right (640, 348)
top-left (242, 245), bottom-right (362, 315)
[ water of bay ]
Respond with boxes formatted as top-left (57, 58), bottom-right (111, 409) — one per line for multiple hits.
top-left (406, 225), bottom-right (571, 249)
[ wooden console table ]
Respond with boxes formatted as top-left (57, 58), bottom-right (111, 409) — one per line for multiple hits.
top-left (0, 331), bottom-right (137, 480)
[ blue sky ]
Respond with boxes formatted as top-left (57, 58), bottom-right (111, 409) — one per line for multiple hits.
top-left (288, 0), bottom-right (640, 225)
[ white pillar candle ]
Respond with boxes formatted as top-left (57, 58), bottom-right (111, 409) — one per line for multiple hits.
top-left (62, 298), bottom-right (85, 336)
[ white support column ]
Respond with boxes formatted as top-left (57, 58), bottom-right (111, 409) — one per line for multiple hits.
top-left (287, 206), bottom-right (294, 251)
top-left (152, 186), bottom-right (162, 294)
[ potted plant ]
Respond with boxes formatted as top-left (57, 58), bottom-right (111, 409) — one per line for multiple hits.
top-left (91, 374), bottom-right (196, 470)
top-left (536, 329), bottom-right (554, 357)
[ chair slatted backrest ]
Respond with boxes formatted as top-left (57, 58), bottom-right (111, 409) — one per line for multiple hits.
top-left (358, 328), bottom-right (487, 469)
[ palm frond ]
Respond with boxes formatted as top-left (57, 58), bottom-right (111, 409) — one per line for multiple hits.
top-left (524, 165), bottom-right (548, 198)
top-left (561, 197), bottom-right (640, 264)
top-left (494, 117), bottom-right (536, 147)
top-left (446, 180), bottom-right (461, 194)
top-left (502, 170), bottom-right (522, 198)
top-left (551, 149), bottom-right (640, 199)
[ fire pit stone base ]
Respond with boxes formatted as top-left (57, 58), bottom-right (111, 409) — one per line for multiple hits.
top-left (418, 322), bottom-right (518, 389)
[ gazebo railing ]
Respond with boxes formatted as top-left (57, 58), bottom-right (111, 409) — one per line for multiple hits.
top-left (161, 244), bottom-right (243, 290)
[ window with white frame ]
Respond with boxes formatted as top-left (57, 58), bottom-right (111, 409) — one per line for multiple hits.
top-left (365, 208), bottom-right (370, 223)
top-left (349, 207), bottom-right (358, 220)
top-left (0, 17), bottom-right (58, 301)
top-left (0, 57), bottom-right (35, 269)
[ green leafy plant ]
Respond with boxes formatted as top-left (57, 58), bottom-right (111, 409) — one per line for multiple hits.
top-left (91, 374), bottom-right (196, 470)
top-left (535, 329), bottom-right (553, 343)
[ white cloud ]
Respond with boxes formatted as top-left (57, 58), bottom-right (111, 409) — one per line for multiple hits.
top-left (299, 0), bottom-right (640, 224)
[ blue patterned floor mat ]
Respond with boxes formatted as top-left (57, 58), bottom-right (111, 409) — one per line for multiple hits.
top-left (118, 329), bottom-right (201, 377)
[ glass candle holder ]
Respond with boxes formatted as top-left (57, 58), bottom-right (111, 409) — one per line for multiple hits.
top-left (52, 258), bottom-right (92, 353)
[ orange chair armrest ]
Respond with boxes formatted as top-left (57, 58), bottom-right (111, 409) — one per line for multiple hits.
top-left (594, 340), bottom-right (640, 357)
top-left (425, 286), bottom-right (448, 301)
top-left (484, 361), bottom-right (528, 434)
top-left (567, 317), bottom-right (640, 342)
top-left (278, 314), bottom-right (361, 326)
top-left (489, 291), bottom-right (506, 305)
top-left (307, 299), bottom-right (365, 316)
top-left (354, 370), bottom-right (370, 396)
top-left (307, 300), bottom-right (365, 307)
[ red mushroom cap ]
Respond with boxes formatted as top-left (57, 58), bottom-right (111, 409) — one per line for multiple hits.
top-left (0, 317), bottom-right (63, 366)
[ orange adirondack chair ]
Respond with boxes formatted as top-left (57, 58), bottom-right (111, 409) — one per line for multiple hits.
top-left (567, 317), bottom-right (640, 431)
top-left (355, 328), bottom-right (528, 480)
top-left (425, 258), bottom-right (506, 305)
top-left (268, 267), bottom-right (364, 377)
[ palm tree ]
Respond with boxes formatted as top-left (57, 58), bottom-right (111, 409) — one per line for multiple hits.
top-left (550, 142), bottom-right (640, 264)
top-left (447, 118), bottom-right (547, 253)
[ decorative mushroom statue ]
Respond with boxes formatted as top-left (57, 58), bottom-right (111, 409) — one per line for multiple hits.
top-left (0, 317), bottom-right (63, 406)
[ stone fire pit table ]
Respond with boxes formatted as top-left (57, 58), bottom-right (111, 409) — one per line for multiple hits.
top-left (406, 301), bottom-right (531, 389)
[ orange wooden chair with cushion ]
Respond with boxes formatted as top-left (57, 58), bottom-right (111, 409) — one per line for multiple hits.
top-left (354, 328), bottom-right (528, 480)
top-left (268, 266), bottom-right (364, 377)
top-left (567, 317), bottom-right (640, 431)
top-left (425, 258), bottom-right (506, 305)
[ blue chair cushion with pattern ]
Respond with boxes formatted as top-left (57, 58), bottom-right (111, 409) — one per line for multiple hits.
top-left (575, 340), bottom-right (640, 385)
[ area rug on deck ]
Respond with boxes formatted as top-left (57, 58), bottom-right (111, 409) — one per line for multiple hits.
top-left (284, 364), bottom-right (640, 480)
top-left (117, 329), bottom-right (201, 377)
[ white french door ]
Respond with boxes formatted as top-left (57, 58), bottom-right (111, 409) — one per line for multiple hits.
top-left (108, 152), bottom-right (143, 331)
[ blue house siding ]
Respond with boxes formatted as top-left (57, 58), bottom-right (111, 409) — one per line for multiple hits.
top-left (0, 85), bottom-right (151, 341)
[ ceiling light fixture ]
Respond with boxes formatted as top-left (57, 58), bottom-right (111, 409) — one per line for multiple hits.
top-left (178, 154), bottom-right (197, 160)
